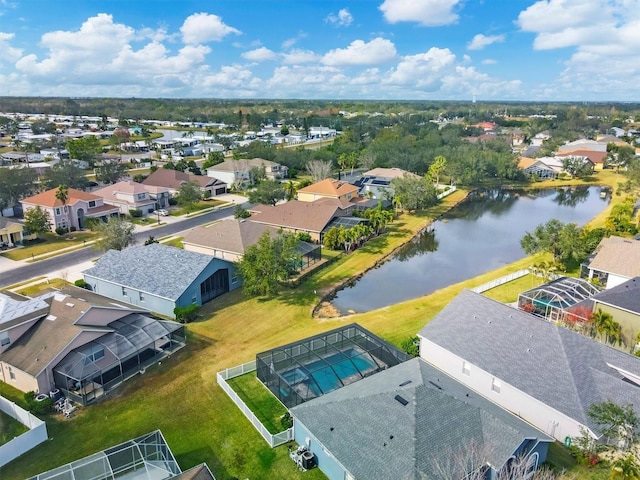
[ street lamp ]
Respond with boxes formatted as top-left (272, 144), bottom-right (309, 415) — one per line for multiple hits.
top-left (156, 202), bottom-right (160, 224)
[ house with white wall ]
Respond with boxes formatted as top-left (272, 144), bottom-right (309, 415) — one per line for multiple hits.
top-left (93, 180), bottom-right (158, 215)
top-left (584, 236), bottom-right (640, 289)
top-left (418, 290), bottom-right (640, 443)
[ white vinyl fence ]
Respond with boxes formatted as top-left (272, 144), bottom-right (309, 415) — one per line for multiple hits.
top-left (0, 395), bottom-right (48, 467)
top-left (437, 185), bottom-right (457, 200)
top-left (471, 269), bottom-right (530, 294)
top-left (217, 361), bottom-right (293, 448)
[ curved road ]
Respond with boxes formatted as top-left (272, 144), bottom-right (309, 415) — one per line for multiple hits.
top-left (0, 204), bottom-right (243, 289)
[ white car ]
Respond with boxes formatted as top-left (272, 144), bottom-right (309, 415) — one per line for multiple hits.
top-left (154, 209), bottom-right (169, 216)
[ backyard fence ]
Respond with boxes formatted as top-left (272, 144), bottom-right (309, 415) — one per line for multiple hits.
top-left (0, 395), bottom-right (48, 468)
top-left (217, 361), bottom-right (293, 448)
top-left (471, 269), bottom-right (530, 294)
top-left (437, 185), bottom-right (457, 200)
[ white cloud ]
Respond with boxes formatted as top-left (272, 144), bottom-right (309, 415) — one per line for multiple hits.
top-left (379, 0), bottom-right (461, 26)
top-left (282, 32), bottom-right (307, 49)
top-left (326, 8), bottom-right (354, 27)
top-left (241, 47), bottom-right (276, 62)
top-left (385, 48), bottom-right (456, 87)
top-left (467, 34), bottom-right (505, 51)
top-left (180, 12), bottom-right (240, 44)
top-left (322, 37), bottom-right (396, 66)
top-left (482, 59), bottom-right (497, 65)
top-left (0, 32), bottom-right (22, 62)
top-left (281, 49), bottom-right (321, 64)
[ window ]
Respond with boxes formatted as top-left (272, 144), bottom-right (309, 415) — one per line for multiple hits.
top-left (122, 287), bottom-right (127, 296)
top-left (231, 272), bottom-right (239, 284)
top-left (139, 292), bottom-right (145, 302)
top-left (137, 193), bottom-right (145, 200)
top-left (55, 207), bottom-right (61, 216)
top-left (8, 367), bottom-right (15, 381)
top-left (492, 377), bottom-right (502, 394)
top-left (88, 200), bottom-right (96, 208)
top-left (1, 331), bottom-right (10, 346)
top-left (192, 295), bottom-right (197, 304)
top-left (462, 361), bottom-right (471, 376)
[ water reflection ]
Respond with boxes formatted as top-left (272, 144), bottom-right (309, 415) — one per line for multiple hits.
top-left (330, 186), bottom-right (608, 315)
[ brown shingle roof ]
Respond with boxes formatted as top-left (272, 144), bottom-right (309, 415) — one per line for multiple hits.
top-left (556, 149), bottom-right (607, 164)
top-left (297, 178), bottom-right (359, 197)
top-left (250, 200), bottom-right (347, 233)
top-left (363, 167), bottom-right (419, 179)
top-left (517, 157), bottom-right (538, 169)
top-left (142, 169), bottom-right (226, 190)
top-left (21, 187), bottom-right (102, 208)
top-left (182, 219), bottom-right (278, 255)
top-left (206, 158), bottom-right (281, 172)
top-left (589, 236), bottom-right (640, 279)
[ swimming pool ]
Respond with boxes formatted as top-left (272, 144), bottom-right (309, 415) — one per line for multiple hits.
top-left (285, 348), bottom-right (377, 396)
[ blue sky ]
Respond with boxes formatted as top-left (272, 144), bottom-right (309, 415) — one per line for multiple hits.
top-left (0, 0), bottom-right (638, 101)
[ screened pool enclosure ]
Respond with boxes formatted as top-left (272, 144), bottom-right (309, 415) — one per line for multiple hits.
top-left (517, 276), bottom-right (601, 322)
top-left (27, 430), bottom-right (181, 480)
top-left (256, 323), bottom-right (410, 408)
top-left (53, 314), bottom-right (185, 405)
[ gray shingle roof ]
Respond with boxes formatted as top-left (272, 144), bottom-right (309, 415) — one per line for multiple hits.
top-left (83, 243), bottom-right (216, 300)
top-left (419, 290), bottom-right (640, 436)
top-left (591, 277), bottom-right (640, 314)
top-left (291, 358), bottom-right (549, 480)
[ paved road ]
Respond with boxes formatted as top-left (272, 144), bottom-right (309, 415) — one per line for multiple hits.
top-left (0, 204), bottom-right (243, 289)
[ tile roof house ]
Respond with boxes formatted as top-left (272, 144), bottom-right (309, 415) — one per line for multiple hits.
top-left (585, 236), bottom-right (640, 288)
top-left (21, 187), bottom-right (120, 231)
top-left (0, 217), bottom-right (34, 247)
top-left (83, 243), bottom-right (239, 318)
top-left (206, 158), bottom-right (287, 189)
top-left (356, 167), bottom-right (420, 200)
top-left (297, 178), bottom-right (359, 203)
top-left (0, 286), bottom-right (184, 405)
top-left (93, 180), bottom-right (159, 215)
top-left (419, 290), bottom-right (640, 443)
top-left (249, 199), bottom-right (352, 242)
top-left (142, 169), bottom-right (227, 198)
top-left (291, 357), bottom-right (552, 480)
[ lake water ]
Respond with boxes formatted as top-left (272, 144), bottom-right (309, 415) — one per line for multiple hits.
top-left (331, 186), bottom-right (609, 314)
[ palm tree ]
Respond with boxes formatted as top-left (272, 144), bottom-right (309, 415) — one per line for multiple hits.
top-left (592, 308), bottom-right (613, 341)
top-left (55, 185), bottom-right (71, 236)
top-left (284, 181), bottom-right (298, 201)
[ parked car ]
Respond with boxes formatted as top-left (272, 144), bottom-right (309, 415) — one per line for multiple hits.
top-left (153, 209), bottom-right (169, 216)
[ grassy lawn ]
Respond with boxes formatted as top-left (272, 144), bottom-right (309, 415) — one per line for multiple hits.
top-left (130, 216), bottom-right (158, 226)
top-left (16, 278), bottom-right (70, 297)
top-left (0, 409), bottom-right (29, 447)
top-left (546, 443), bottom-right (609, 479)
top-left (0, 172), bottom-right (629, 480)
top-left (1, 232), bottom-right (97, 261)
top-left (170, 200), bottom-right (227, 217)
top-left (226, 373), bottom-right (288, 434)
top-left (161, 237), bottom-right (183, 249)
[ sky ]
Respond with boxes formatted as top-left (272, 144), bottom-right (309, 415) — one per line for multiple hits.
top-left (0, 0), bottom-right (638, 102)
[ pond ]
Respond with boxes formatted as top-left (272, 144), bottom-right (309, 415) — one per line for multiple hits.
top-left (331, 186), bottom-right (610, 314)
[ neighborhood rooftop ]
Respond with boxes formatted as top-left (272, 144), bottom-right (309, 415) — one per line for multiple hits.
top-left (588, 236), bottom-right (640, 279)
top-left (419, 289), bottom-right (640, 436)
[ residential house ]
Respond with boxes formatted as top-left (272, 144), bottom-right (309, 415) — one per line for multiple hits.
top-left (83, 243), bottom-right (239, 318)
top-left (297, 178), bottom-right (359, 203)
top-left (21, 187), bottom-right (120, 231)
top-left (93, 180), bottom-right (159, 215)
top-left (249, 199), bottom-right (352, 243)
top-left (530, 131), bottom-right (550, 147)
top-left (356, 167), bottom-right (419, 200)
top-left (418, 290), bottom-right (640, 443)
top-left (583, 236), bottom-right (640, 288)
top-left (206, 158), bottom-right (288, 188)
top-left (0, 286), bottom-right (184, 405)
top-left (584, 277), bottom-right (640, 350)
top-left (142, 168), bottom-right (227, 198)
top-left (182, 219), bottom-right (321, 268)
top-left (0, 217), bottom-right (34, 246)
top-left (27, 430), bottom-right (216, 480)
top-left (517, 157), bottom-right (558, 179)
top-left (557, 139), bottom-right (607, 154)
top-left (556, 149), bottom-right (607, 170)
top-left (290, 357), bottom-right (552, 480)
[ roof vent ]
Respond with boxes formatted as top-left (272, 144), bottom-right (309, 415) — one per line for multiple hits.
top-left (46, 315), bottom-right (57, 321)
top-left (428, 381), bottom-right (443, 390)
top-left (399, 380), bottom-right (412, 387)
top-left (394, 395), bottom-right (409, 406)
top-left (66, 303), bottom-right (75, 308)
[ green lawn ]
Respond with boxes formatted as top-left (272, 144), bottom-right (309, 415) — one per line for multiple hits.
top-left (0, 172), bottom-right (628, 480)
top-left (161, 237), bottom-right (183, 249)
top-left (170, 199), bottom-right (227, 217)
top-left (1, 232), bottom-right (97, 261)
top-left (0, 409), bottom-right (29, 447)
top-left (226, 373), bottom-right (288, 434)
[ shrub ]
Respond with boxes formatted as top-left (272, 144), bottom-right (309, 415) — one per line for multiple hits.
top-left (234, 205), bottom-right (251, 219)
top-left (55, 226), bottom-right (66, 236)
top-left (83, 217), bottom-right (102, 231)
top-left (400, 336), bottom-right (420, 357)
top-left (297, 232), bottom-right (312, 243)
top-left (280, 412), bottom-right (293, 429)
top-left (174, 304), bottom-right (199, 323)
top-left (24, 391), bottom-right (53, 415)
top-left (168, 197), bottom-right (178, 206)
top-left (70, 226), bottom-right (77, 232)
top-left (203, 190), bottom-right (212, 199)
top-left (129, 209), bottom-right (143, 218)
top-left (74, 279), bottom-right (88, 289)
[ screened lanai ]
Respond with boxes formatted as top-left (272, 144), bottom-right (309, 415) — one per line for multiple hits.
top-left (53, 314), bottom-right (185, 405)
top-left (27, 430), bottom-right (181, 480)
top-left (256, 323), bottom-right (410, 408)
top-left (517, 276), bottom-right (602, 322)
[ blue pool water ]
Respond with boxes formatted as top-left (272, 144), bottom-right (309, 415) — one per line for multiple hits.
top-left (299, 349), bottom-right (377, 395)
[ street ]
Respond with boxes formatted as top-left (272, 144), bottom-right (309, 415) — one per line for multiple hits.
top-left (0, 201), bottom-right (244, 289)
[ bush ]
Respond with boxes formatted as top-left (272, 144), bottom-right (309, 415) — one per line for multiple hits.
top-left (55, 226), bottom-right (66, 236)
top-left (174, 304), bottom-right (199, 323)
top-left (83, 217), bottom-right (102, 231)
top-left (168, 197), bottom-right (178, 206)
top-left (70, 226), bottom-right (77, 232)
top-left (233, 205), bottom-right (251, 219)
top-left (24, 391), bottom-right (53, 415)
top-left (400, 336), bottom-right (420, 357)
top-left (297, 232), bottom-right (312, 243)
top-left (280, 412), bottom-right (293, 429)
top-left (129, 209), bottom-right (143, 218)
top-left (74, 279), bottom-right (88, 289)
